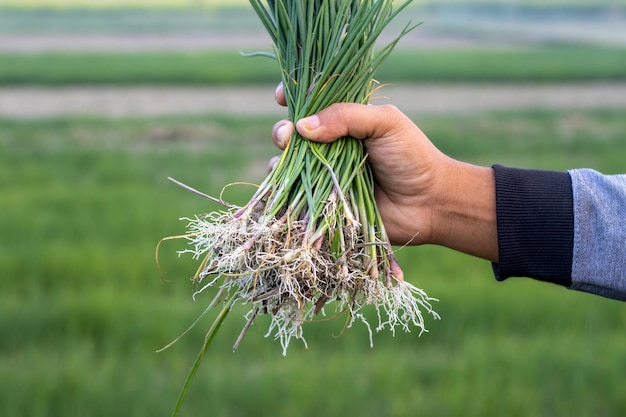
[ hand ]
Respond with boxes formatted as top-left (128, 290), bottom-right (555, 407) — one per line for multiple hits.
top-left (271, 84), bottom-right (498, 261)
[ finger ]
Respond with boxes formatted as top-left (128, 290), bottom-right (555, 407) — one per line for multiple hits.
top-left (275, 82), bottom-right (287, 107)
top-left (271, 119), bottom-right (294, 150)
top-left (295, 103), bottom-right (406, 143)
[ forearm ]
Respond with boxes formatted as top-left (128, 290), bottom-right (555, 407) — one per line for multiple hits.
top-left (428, 161), bottom-right (575, 286)
top-left (428, 162), bottom-right (626, 302)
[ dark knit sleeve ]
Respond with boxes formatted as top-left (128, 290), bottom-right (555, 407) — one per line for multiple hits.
top-left (491, 165), bottom-right (574, 287)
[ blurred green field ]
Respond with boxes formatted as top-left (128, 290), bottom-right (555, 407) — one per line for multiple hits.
top-left (2, 46), bottom-right (626, 85)
top-left (0, 4), bottom-right (622, 34)
top-left (3, 109), bottom-right (626, 417)
top-left (1, 0), bottom-right (622, 7)
top-left (1, 5), bottom-right (625, 85)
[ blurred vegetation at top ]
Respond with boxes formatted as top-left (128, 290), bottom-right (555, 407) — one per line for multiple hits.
top-left (0, 0), bottom-right (623, 8)
top-left (0, 1), bottom-right (625, 86)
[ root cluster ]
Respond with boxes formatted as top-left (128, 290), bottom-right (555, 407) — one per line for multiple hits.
top-left (179, 196), bottom-right (439, 355)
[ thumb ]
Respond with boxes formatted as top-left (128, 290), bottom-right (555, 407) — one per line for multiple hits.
top-left (296, 103), bottom-right (405, 143)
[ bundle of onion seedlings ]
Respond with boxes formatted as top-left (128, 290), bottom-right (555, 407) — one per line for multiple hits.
top-left (162, 0), bottom-right (439, 412)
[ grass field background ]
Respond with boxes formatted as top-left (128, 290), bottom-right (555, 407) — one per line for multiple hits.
top-left (2, 2), bottom-right (626, 417)
top-left (3, 110), bottom-right (626, 417)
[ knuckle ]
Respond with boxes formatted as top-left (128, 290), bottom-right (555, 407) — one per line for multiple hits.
top-left (379, 103), bottom-right (401, 116)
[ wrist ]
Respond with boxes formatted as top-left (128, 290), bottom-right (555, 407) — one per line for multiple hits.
top-left (430, 159), bottom-right (498, 262)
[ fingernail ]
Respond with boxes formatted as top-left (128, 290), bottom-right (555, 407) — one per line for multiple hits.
top-left (275, 83), bottom-right (283, 98)
top-left (276, 124), bottom-right (290, 149)
top-left (267, 156), bottom-right (280, 174)
top-left (297, 115), bottom-right (321, 132)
